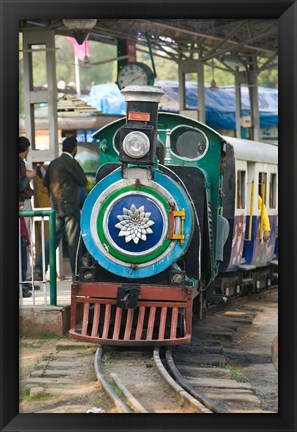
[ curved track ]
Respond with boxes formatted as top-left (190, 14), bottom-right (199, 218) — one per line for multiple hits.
top-left (95, 345), bottom-right (226, 413)
top-left (94, 288), bottom-right (278, 414)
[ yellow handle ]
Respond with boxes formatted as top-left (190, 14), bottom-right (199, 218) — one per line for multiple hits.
top-left (168, 209), bottom-right (185, 245)
top-left (259, 183), bottom-right (266, 240)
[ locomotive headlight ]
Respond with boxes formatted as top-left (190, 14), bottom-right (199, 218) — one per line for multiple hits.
top-left (122, 131), bottom-right (150, 159)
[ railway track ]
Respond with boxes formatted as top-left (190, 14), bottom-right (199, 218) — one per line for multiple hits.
top-left (95, 345), bottom-right (224, 413)
top-left (95, 287), bottom-right (278, 414)
top-left (21, 288), bottom-right (277, 413)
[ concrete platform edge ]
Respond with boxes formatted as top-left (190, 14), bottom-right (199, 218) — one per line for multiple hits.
top-left (19, 304), bottom-right (71, 337)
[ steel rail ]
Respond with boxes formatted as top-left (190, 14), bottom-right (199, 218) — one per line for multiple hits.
top-left (164, 347), bottom-right (229, 414)
top-left (94, 347), bottom-right (132, 413)
top-left (153, 347), bottom-right (213, 413)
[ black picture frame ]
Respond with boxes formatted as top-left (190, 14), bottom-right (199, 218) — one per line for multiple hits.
top-left (1, 1), bottom-right (296, 431)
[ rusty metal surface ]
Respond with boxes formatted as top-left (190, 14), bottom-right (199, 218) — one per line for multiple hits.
top-left (70, 281), bottom-right (193, 345)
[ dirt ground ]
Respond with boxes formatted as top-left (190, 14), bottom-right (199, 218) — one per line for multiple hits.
top-left (19, 337), bottom-right (115, 413)
top-left (224, 288), bottom-right (278, 412)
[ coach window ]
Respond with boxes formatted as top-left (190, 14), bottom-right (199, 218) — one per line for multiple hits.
top-left (269, 173), bottom-right (277, 208)
top-left (237, 170), bottom-right (246, 209)
top-left (258, 172), bottom-right (268, 203)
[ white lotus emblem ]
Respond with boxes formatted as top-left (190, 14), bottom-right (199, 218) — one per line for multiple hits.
top-left (115, 204), bottom-right (154, 244)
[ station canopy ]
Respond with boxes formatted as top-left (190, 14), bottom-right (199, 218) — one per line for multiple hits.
top-left (19, 19), bottom-right (278, 69)
top-left (83, 81), bottom-right (278, 131)
top-left (19, 19), bottom-right (278, 132)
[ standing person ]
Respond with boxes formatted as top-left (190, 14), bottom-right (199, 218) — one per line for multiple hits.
top-left (19, 137), bottom-right (36, 210)
top-left (19, 136), bottom-right (37, 280)
top-left (35, 137), bottom-right (87, 279)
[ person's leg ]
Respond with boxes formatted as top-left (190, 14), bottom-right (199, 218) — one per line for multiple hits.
top-left (65, 206), bottom-right (82, 276)
top-left (20, 237), bottom-right (32, 297)
top-left (21, 236), bottom-right (28, 282)
top-left (22, 203), bottom-right (33, 279)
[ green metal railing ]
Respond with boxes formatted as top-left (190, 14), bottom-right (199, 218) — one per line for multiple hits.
top-left (19, 209), bottom-right (57, 305)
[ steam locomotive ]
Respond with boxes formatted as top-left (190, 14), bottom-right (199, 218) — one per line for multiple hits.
top-left (69, 85), bottom-right (278, 346)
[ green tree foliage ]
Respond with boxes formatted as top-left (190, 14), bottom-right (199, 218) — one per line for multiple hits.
top-left (258, 68), bottom-right (278, 89)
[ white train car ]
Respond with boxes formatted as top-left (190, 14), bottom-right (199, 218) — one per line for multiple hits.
top-left (213, 136), bottom-right (278, 299)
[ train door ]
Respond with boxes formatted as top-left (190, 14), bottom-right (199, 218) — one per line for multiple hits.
top-left (212, 156), bottom-right (247, 302)
top-left (267, 166), bottom-right (278, 262)
top-left (226, 159), bottom-right (247, 270)
top-left (244, 162), bottom-right (277, 266)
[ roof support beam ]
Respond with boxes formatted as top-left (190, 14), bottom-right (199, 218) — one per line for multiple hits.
top-left (258, 53), bottom-right (278, 72)
top-left (201, 21), bottom-right (247, 62)
top-left (141, 19), bottom-right (276, 56)
top-left (202, 24), bottom-right (277, 62)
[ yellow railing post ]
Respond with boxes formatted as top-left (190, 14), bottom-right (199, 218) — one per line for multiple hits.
top-left (259, 183), bottom-right (266, 241)
top-left (248, 181), bottom-right (255, 241)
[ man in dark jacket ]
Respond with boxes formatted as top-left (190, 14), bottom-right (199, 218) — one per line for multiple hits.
top-left (35, 137), bottom-right (87, 279)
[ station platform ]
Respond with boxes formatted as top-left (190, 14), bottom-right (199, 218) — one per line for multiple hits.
top-left (19, 267), bottom-right (74, 338)
top-left (21, 276), bottom-right (73, 307)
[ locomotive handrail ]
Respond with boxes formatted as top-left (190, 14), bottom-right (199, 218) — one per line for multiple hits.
top-left (19, 209), bottom-right (57, 305)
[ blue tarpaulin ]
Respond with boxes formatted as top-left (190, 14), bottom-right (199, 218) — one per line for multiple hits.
top-left (83, 80), bottom-right (278, 131)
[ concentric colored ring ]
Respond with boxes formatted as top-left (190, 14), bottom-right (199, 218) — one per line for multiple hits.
top-left (81, 167), bottom-right (193, 278)
top-left (96, 186), bottom-right (171, 263)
